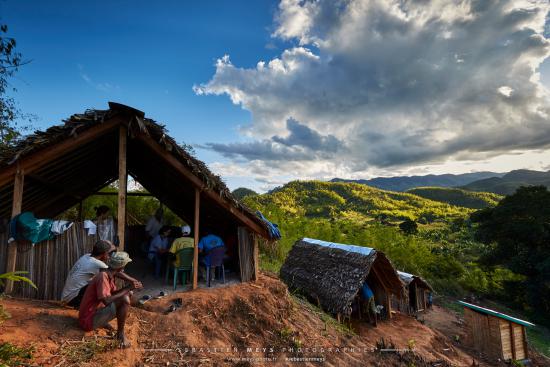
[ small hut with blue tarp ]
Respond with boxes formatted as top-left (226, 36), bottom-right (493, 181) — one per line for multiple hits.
top-left (280, 238), bottom-right (403, 322)
top-left (394, 270), bottom-right (433, 314)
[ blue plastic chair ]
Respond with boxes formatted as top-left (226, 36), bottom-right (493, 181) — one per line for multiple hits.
top-left (170, 248), bottom-right (194, 290)
top-left (205, 246), bottom-right (226, 287)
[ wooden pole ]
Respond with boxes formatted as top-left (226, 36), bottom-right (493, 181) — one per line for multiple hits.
top-left (5, 163), bottom-right (24, 293)
top-left (117, 125), bottom-right (127, 250)
top-left (192, 188), bottom-right (200, 290)
top-left (253, 235), bottom-right (259, 281)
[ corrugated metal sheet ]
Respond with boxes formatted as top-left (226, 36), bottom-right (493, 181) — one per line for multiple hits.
top-left (459, 301), bottom-right (535, 327)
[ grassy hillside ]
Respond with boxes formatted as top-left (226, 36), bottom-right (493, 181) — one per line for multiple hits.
top-left (246, 180), bottom-right (471, 224)
top-left (407, 187), bottom-right (503, 209)
top-left (243, 180), bottom-right (521, 313)
top-left (461, 169), bottom-right (550, 195)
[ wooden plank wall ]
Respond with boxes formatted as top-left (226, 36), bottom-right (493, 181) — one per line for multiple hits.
top-left (464, 308), bottom-right (503, 360)
top-left (237, 226), bottom-right (254, 282)
top-left (1, 222), bottom-right (96, 299)
top-left (499, 319), bottom-right (527, 361)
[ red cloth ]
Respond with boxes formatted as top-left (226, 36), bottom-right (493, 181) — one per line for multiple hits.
top-left (78, 271), bottom-right (116, 331)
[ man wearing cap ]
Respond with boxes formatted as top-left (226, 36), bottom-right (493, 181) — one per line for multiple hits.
top-left (78, 251), bottom-right (140, 348)
top-left (168, 225), bottom-right (195, 267)
top-left (61, 240), bottom-right (142, 308)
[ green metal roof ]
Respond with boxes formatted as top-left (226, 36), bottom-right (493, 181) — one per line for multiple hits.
top-left (458, 301), bottom-right (535, 327)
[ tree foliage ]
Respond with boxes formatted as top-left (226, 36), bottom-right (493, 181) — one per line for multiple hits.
top-left (0, 24), bottom-right (32, 148)
top-left (472, 186), bottom-right (550, 322)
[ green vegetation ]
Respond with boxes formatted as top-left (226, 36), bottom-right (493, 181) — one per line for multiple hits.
top-left (472, 186), bottom-right (550, 326)
top-left (407, 187), bottom-right (502, 209)
top-left (246, 180), bottom-right (472, 224)
top-left (0, 342), bottom-right (33, 367)
top-left (232, 187), bottom-right (258, 200)
top-left (61, 185), bottom-right (184, 226)
top-left (245, 180), bottom-right (518, 299)
top-left (0, 271), bottom-right (37, 290)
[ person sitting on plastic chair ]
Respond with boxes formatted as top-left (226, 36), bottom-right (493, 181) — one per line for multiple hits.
top-left (166, 225), bottom-right (195, 286)
top-left (198, 230), bottom-right (225, 286)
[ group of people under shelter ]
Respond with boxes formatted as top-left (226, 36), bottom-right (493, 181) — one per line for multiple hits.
top-left (59, 207), bottom-right (228, 347)
top-left (144, 208), bottom-right (226, 281)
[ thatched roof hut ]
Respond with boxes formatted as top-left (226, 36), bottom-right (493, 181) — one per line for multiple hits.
top-left (396, 271), bottom-right (433, 313)
top-left (280, 238), bottom-right (403, 318)
top-left (0, 102), bottom-right (275, 298)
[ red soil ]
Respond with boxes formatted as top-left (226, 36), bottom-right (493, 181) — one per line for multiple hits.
top-left (1, 274), bottom-right (547, 366)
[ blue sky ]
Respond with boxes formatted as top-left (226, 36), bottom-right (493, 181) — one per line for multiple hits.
top-left (1, 0), bottom-right (282, 188)
top-left (2, 1), bottom-right (550, 192)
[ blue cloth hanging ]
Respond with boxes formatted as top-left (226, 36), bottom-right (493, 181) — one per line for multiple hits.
top-left (256, 211), bottom-right (281, 240)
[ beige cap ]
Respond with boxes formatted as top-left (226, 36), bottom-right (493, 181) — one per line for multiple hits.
top-left (107, 251), bottom-right (132, 269)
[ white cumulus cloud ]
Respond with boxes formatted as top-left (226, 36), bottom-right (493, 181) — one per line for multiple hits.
top-left (195, 0), bottom-right (550, 183)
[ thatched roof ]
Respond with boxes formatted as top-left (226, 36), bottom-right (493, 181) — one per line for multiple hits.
top-left (0, 102), bottom-right (270, 237)
top-left (397, 271), bottom-right (433, 291)
top-left (280, 238), bottom-right (403, 316)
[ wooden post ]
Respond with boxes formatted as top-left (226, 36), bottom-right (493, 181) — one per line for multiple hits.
top-left (117, 125), bottom-right (127, 250)
top-left (253, 235), bottom-right (259, 281)
top-left (5, 164), bottom-right (24, 293)
top-left (192, 188), bottom-right (200, 290)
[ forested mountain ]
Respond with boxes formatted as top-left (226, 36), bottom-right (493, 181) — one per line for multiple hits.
top-left (231, 187), bottom-right (258, 200)
top-left (247, 180), bottom-right (471, 224)
top-left (461, 169), bottom-right (550, 195)
top-left (331, 171), bottom-right (502, 192)
top-left (407, 187), bottom-right (503, 209)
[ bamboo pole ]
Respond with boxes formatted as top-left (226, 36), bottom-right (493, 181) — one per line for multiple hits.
top-left (117, 125), bottom-right (127, 250)
top-left (5, 163), bottom-right (24, 293)
top-left (192, 188), bottom-right (200, 290)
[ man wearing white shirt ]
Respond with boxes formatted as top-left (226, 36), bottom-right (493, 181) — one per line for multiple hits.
top-left (61, 240), bottom-right (142, 308)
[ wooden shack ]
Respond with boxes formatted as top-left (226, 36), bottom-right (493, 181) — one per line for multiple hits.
top-left (0, 102), bottom-right (276, 299)
top-left (459, 301), bottom-right (534, 362)
top-left (280, 238), bottom-right (403, 321)
top-left (394, 271), bottom-right (433, 314)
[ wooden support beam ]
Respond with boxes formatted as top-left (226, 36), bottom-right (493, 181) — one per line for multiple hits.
top-left (192, 188), bottom-right (200, 290)
top-left (117, 125), bottom-right (127, 250)
top-left (371, 265), bottom-right (392, 319)
top-left (136, 134), bottom-right (269, 239)
top-left (5, 164), bottom-right (24, 293)
top-left (91, 191), bottom-right (154, 197)
top-left (0, 118), bottom-right (121, 188)
top-left (253, 235), bottom-right (259, 281)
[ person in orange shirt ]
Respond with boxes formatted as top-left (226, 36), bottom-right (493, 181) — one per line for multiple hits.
top-left (78, 252), bottom-right (141, 348)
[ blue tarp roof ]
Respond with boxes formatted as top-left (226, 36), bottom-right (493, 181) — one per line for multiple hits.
top-left (458, 301), bottom-right (535, 327)
top-left (397, 270), bottom-right (415, 282)
top-left (302, 237), bottom-right (374, 256)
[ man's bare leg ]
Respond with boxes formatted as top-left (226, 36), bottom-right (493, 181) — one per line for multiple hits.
top-left (115, 295), bottom-right (131, 348)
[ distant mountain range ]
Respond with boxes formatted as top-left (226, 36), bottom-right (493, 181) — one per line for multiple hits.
top-left (406, 187), bottom-right (503, 209)
top-left (331, 172), bottom-right (504, 192)
top-left (460, 169), bottom-right (550, 195)
top-left (332, 169), bottom-right (550, 196)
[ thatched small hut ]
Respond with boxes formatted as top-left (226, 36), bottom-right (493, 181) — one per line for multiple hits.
top-left (393, 271), bottom-right (433, 314)
top-left (280, 238), bottom-right (403, 320)
top-left (0, 102), bottom-right (276, 299)
top-left (459, 301), bottom-right (534, 362)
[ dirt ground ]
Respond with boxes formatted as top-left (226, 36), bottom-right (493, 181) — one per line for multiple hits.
top-left (1, 274), bottom-right (549, 366)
